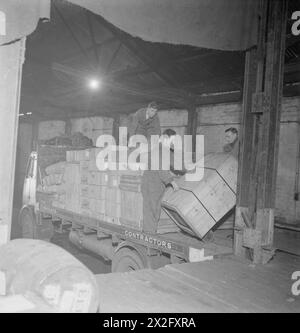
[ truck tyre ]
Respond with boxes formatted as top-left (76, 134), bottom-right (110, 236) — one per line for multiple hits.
top-left (112, 248), bottom-right (145, 273)
top-left (19, 208), bottom-right (36, 239)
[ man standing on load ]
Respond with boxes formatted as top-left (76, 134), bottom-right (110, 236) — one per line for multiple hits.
top-left (133, 101), bottom-right (161, 140)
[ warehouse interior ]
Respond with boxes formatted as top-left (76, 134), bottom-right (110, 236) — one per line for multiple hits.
top-left (0, 0), bottom-right (300, 313)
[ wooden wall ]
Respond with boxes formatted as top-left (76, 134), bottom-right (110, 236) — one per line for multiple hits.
top-left (196, 97), bottom-right (300, 225)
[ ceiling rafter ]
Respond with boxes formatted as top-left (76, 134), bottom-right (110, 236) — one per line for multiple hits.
top-left (53, 3), bottom-right (93, 68)
top-left (58, 37), bottom-right (116, 64)
top-left (85, 11), bottom-right (100, 65)
top-left (92, 13), bottom-right (178, 88)
top-left (105, 41), bottom-right (122, 74)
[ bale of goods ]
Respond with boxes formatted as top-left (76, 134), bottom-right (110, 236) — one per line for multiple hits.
top-left (45, 161), bottom-right (66, 175)
top-left (42, 173), bottom-right (64, 186)
top-left (162, 153), bottom-right (238, 239)
top-left (0, 239), bottom-right (99, 312)
top-left (42, 184), bottom-right (66, 194)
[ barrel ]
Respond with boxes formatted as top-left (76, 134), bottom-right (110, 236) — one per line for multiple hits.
top-left (0, 239), bottom-right (99, 313)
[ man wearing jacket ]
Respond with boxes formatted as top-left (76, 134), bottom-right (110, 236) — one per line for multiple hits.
top-left (133, 101), bottom-right (161, 141)
top-left (141, 129), bottom-right (180, 234)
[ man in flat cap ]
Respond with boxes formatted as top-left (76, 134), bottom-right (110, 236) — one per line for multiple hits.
top-left (223, 127), bottom-right (239, 159)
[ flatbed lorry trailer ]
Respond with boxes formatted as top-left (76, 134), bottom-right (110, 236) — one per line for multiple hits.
top-left (19, 144), bottom-right (236, 272)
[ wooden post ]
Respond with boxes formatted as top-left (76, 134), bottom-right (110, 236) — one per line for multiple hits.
top-left (112, 114), bottom-right (120, 145)
top-left (65, 118), bottom-right (72, 137)
top-left (187, 102), bottom-right (198, 160)
top-left (0, 38), bottom-right (26, 244)
top-left (234, 0), bottom-right (287, 263)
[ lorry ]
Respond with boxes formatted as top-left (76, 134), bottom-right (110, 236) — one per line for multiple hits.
top-left (19, 143), bottom-right (237, 272)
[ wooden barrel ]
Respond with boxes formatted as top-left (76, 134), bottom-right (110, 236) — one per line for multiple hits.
top-left (0, 239), bottom-right (99, 313)
top-left (162, 153), bottom-right (238, 239)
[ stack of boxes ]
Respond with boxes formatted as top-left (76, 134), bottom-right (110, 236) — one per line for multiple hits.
top-left (119, 171), bottom-right (144, 230)
top-left (64, 147), bottom-right (144, 229)
top-left (64, 162), bottom-right (81, 213)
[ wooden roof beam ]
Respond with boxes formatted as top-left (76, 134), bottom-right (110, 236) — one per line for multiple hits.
top-left (93, 13), bottom-right (178, 88)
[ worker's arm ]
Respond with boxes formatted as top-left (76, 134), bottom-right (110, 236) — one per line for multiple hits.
top-left (130, 109), bottom-right (143, 136)
top-left (157, 170), bottom-right (179, 191)
top-left (151, 114), bottom-right (161, 136)
top-left (170, 149), bottom-right (188, 176)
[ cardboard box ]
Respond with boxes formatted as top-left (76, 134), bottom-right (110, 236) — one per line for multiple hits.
top-left (80, 185), bottom-right (89, 197)
top-left (105, 187), bottom-right (121, 204)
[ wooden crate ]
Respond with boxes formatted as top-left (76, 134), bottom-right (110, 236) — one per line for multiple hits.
top-left (95, 200), bottom-right (105, 214)
top-left (97, 186), bottom-right (106, 200)
top-left (108, 173), bottom-right (120, 187)
top-left (88, 171), bottom-right (98, 185)
top-left (88, 185), bottom-right (98, 198)
top-left (103, 215), bottom-right (120, 225)
top-left (95, 213), bottom-right (105, 222)
top-left (80, 197), bottom-right (91, 210)
top-left (119, 218), bottom-right (142, 230)
top-left (65, 183), bottom-right (80, 213)
top-left (80, 184), bottom-right (89, 197)
top-left (80, 209), bottom-right (91, 217)
top-left (105, 187), bottom-right (121, 204)
top-left (88, 148), bottom-right (106, 171)
top-left (162, 153), bottom-right (238, 239)
top-left (64, 163), bottom-right (81, 184)
top-left (120, 190), bottom-right (143, 222)
top-left (96, 172), bottom-right (109, 186)
top-left (80, 169), bottom-right (89, 184)
top-left (119, 174), bottom-right (143, 192)
top-left (79, 160), bottom-right (89, 173)
top-left (74, 149), bottom-right (90, 161)
top-left (66, 150), bottom-right (75, 162)
top-left (52, 201), bottom-right (66, 210)
top-left (105, 200), bottom-right (121, 218)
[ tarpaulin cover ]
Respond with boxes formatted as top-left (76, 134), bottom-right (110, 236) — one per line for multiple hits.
top-left (0, 0), bottom-right (258, 50)
top-left (0, 0), bottom-right (50, 45)
top-left (69, 0), bottom-right (258, 51)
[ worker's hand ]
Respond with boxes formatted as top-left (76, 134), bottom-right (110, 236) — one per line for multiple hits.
top-left (171, 180), bottom-right (180, 191)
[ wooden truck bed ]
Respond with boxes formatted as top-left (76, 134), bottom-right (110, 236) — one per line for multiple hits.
top-left (37, 191), bottom-right (232, 261)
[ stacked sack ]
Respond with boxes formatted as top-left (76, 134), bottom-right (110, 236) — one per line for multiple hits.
top-left (41, 161), bottom-right (67, 209)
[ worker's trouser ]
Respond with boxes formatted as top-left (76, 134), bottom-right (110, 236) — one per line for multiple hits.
top-left (142, 192), bottom-right (163, 234)
top-left (141, 172), bottom-right (166, 234)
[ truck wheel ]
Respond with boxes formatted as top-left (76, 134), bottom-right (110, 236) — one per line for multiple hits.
top-left (20, 208), bottom-right (36, 239)
top-left (112, 248), bottom-right (145, 273)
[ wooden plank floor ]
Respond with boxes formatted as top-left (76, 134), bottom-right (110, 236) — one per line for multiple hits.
top-left (96, 252), bottom-right (300, 313)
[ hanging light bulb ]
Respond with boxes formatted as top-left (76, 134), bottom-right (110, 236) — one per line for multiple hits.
top-left (88, 78), bottom-right (101, 90)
